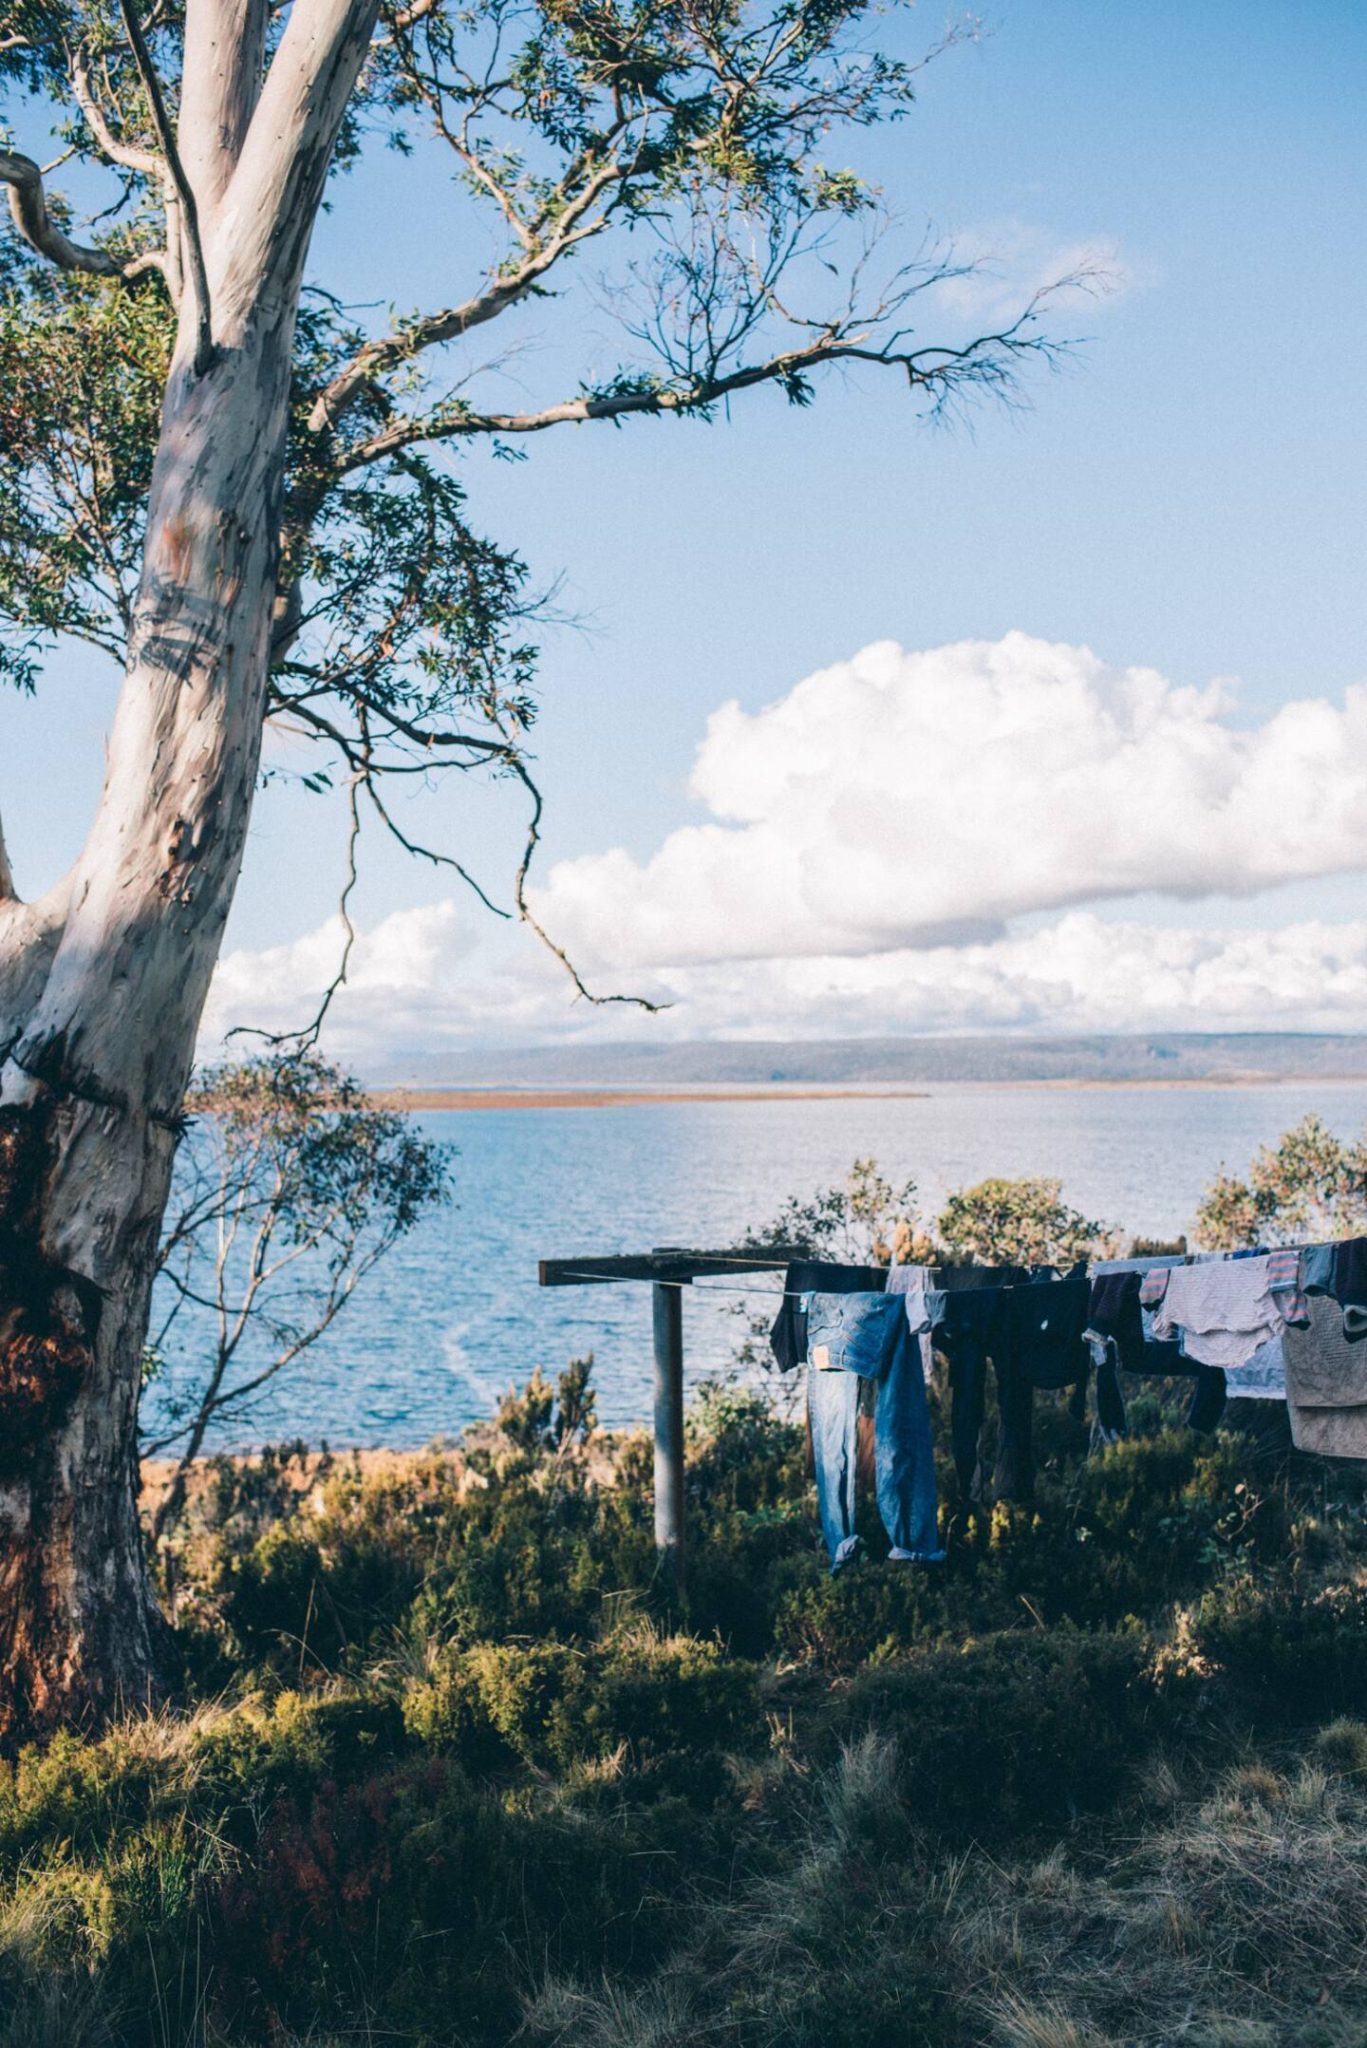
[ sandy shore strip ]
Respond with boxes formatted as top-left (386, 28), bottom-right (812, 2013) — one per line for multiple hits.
top-left (371, 1075), bottom-right (1367, 1110)
top-left (371, 1086), bottom-right (933, 1110)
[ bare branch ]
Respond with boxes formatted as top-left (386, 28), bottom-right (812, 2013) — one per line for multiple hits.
top-left (334, 304), bottom-right (1062, 471)
top-left (506, 752), bottom-right (670, 1014)
top-left (69, 45), bottom-right (159, 174)
top-left (0, 147), bottom-right (159, 278)
top-left (115, 0), bottom-right (216, 372)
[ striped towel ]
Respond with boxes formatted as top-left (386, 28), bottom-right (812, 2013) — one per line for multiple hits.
top-left (1267, 1246), bottom-right (1310, 1327)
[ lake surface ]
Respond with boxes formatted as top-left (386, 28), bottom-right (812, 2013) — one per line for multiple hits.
top-left (141, 1082), bottom-right (1367, 1451)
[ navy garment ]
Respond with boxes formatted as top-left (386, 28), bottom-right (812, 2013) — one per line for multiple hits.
top-left (928, 1277), bottom-right (1021, 1500)
top-left (806, 1292), bottom-right (944, 1571)
top-left (769, 1260), bottom-right (886, 1374)
top-left (1332, 1239), bottom-right (1367, 1311)
top-left (993, 1273), bottom-right (1092, 1501)
top-left (1088, 1272), bottom-right (1146, 1373)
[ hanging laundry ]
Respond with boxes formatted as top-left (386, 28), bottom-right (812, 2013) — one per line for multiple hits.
top-left (1283, 1295), bottom-right (1367, 1458)
top-left (884, 1264), bottom-right (935, 1380)
top-left (1300, 1242), bottom-right (1338, 1296)
top-left (805, 1291), bottom-right (943, 1571)
top-left (1266, 1247), bottom-right (1310, 1326)
top-left (926, 1276), bottom-right (1018, 1501)
top-left (768, 1260), bottom-right (886, 1374)
top-left (1146, 1256), bottom-right (1280, 1373)
top-left (1218, 1330), bottom-right (1286, 1401)
top-left (993, 1272), bottom-right (1093, 1501)
top-left (807, 1290), bottom-right (906, 1375)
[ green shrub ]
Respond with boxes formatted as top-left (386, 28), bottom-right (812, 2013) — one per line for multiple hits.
top-left (404, 1623), bottom-right (762, 1789)
top-left (839, 1624), bottom-right (1175, 1839)
top-left (1195, 1575), bottom-right (1367, 1724)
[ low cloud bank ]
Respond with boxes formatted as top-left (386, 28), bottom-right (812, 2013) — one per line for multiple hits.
top-left (205, 633), bottom-right (1367, 1063)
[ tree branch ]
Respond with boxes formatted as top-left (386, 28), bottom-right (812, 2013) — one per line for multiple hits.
top-left (334, 310), bottom-right (1060, 470)
top-left (179, 0), bottom-right (268, 218)
top-left (0, 148), bottom-right (158, 278)
top-left (115, 0), bottom-right (216, 373)
top-left (306, 192), bottom-right (619, 435)
top-left (218, 0), bottom-right (381, 327)
top-left (69, 46), bottom-right (160, 175)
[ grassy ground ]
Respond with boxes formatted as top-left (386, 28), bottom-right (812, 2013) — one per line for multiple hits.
top-left (7, 1364), bottom-right (1367, 2046)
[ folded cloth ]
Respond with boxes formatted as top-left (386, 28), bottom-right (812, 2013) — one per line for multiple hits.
top-left (807, 1291), bottom-right (907, 1377)
top-left (1139, 1267), bottom-right (1171, 1309)
top-left (1331, 1238), bottom-right (1367, 1310)
top-left (1283, 1295), bottom-right (1367, 1457)
top-left (1149, 1255), bottom-right (1279, 1372)
top-left (769, 1261), bottom-right (886, 1373)
top-left (1266, 1246), bottom-right (1310, 1326)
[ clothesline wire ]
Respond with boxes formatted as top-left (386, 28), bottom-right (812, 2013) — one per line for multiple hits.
top-left (551, 1247), bottom-right (1328, 1301)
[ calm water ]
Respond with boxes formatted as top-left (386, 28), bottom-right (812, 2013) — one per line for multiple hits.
top-left (141, 1083), bottom-right (1367, 1450)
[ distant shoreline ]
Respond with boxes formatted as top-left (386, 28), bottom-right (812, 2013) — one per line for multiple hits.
top-left (372, 1075), bottom-right (1367, 1111)
top-left (372, 1086), bottom-right (933, 1110)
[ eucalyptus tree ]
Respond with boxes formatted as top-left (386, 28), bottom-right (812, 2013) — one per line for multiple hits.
top-left (0, 0), bottom-right (1065, 1736)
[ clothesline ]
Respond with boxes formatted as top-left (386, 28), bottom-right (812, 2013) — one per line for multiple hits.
top-left (553, 1242), bottom-right (1343, 1302)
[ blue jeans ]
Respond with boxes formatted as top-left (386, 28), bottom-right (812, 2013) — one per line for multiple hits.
top-left (807, 1294), bottom-right (944, 1571)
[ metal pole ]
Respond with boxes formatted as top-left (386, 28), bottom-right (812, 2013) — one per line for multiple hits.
top-left (651, 1279), bottom-right (686, 1590)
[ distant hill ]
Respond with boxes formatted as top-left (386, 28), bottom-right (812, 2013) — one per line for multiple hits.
top-left (372, 1033), bottom-right (1367, 1089)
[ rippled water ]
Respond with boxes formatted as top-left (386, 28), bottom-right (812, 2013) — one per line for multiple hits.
top-left (140, 1082), bottom-right (1367, 1450)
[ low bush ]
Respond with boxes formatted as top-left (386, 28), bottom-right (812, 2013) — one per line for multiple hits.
top-left (838, 1623), bottom-right (1180, 1840)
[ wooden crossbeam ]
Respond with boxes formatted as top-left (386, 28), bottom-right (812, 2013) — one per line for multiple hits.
top-left (537, 1245), bottom-right (805, 1287)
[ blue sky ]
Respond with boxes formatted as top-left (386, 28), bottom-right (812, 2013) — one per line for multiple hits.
top-left (5, 0), bottom-right (1367, 1062)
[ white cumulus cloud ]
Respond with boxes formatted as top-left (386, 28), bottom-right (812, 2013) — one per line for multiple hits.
top-left (204, 906), bottom-right (1367, 1069)
top-left (528, 633), bottom-right (1367, 968)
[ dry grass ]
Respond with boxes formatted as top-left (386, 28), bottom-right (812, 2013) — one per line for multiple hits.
top-left (952, 1750), bottom-right (1367, 2048)
top-left (522, 1735), bottom-right (1367, 2048)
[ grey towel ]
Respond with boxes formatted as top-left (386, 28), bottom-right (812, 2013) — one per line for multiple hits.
top-left (1283, 1296), bottom-right (1367, 1458)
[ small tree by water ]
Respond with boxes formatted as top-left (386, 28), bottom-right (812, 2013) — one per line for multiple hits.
top-left (145, 1053), bottom-right (450, 1540)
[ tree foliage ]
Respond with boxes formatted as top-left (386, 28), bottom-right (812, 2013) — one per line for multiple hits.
top-left (745, 1158), bottom-right (1113, 1270)
top-left (935, 1176), bottom-right (1114, 1270)
top-left (1195, 1114), bottom-right (1367, 1252)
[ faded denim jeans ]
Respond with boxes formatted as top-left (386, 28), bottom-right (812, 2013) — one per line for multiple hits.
top-left (806, 1291), bottom-right (945, 1571)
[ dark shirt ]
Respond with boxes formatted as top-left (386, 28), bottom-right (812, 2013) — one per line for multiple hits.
top-left (1332, 1238), bottom-right (1367, 1310)
top-left (1007, 1274), bottom-right (1091, 1390)
top-left (1086, 1271), bottom-right (1146, 1374)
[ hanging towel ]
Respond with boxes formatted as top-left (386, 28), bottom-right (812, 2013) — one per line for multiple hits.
top-left (1149, 1255), bottom-right (1279, 1372)
top-left (1283, 1295), bottom-right (1367, 1458)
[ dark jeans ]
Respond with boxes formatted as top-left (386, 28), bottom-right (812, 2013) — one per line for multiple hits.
top-left (934, 1274), bottom-right (1092, 1505)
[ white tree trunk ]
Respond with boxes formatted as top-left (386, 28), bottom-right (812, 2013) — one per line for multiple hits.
top-left (0, 0), bottom-right (379, 1739)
